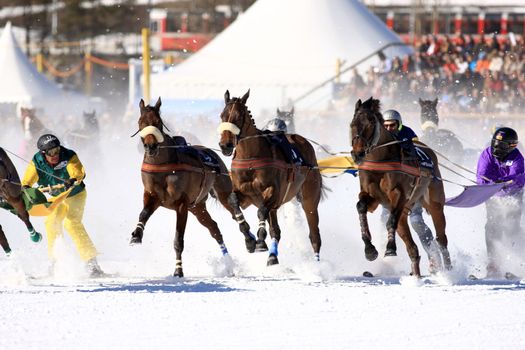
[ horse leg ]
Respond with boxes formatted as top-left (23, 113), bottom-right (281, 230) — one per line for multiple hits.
top-left (189, 201), bottom-right (229, 256)
top-left (173, 201), bottom-right (189, 277)
top-left (357, 193), bottom-right (378, 261)
top-left (396, 210), bottom-right (421, 277)
top-left (11, 197), bottom-right (42, 243)
top-left (255, 207), bottom-right (269, 252)
top-left (300, 178), bottom-right (322, 261)
top-left (130, 192), bottom-right (160, 244)
top-left (267, 209), bottom-right (281, 266)
top-left (224, 192), bottom-right (256, 253)
top-left (0, 225), bottom-right (11, 254)
top-left (426, 200), bottom-right (452, 270)
top-left (385, 189), bottom-right (403, 257)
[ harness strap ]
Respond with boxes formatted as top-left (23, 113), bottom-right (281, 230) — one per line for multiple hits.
top-left (231, 158), bottom-right (292, 172)
top-left (141, 162), bottom-right (205, 174)
top-left (357, 160), bottom-right (422, 177)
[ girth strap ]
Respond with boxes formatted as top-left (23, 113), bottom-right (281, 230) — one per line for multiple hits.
top-left (357, 160), bottom-right (422, 177)
top-left (141, 162), bottom-right (205, 174)
top-left (231, 158), bottom-right (291, 172)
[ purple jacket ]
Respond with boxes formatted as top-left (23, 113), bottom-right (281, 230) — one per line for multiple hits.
top-left (476, 147), bottom-right (525, 196)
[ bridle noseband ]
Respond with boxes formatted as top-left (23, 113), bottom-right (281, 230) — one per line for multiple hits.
top-left (219, 100), bottom-right (248, 145)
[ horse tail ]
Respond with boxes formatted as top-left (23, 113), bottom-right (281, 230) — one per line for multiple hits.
top-left (320, 178), bottom-right (331, 202)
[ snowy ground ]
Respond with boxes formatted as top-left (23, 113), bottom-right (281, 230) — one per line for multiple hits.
top-left (0, 109), bottom-right (524, 349)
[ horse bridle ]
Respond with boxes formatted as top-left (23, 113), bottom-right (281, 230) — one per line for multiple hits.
top-left (219, 100), bottom-right (248, 145)
top-left (351, 112), bottom-right (382, 156)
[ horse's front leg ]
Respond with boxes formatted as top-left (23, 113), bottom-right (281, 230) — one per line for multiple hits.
top-left (174, 201), bottom-right (189, 277)
top-left (0, 225), bottom-right (11, 254)
top-left (226, 192), bottom-right (256, 253)
top-left (267, 209), bottom-right (281, 266)
top-left (189, 201), bottom-right (229, 256)
top-left (357, 192), bottom-right (378, 261)
top-left (255, 206), bottom-right (269, 252)
top-left (130, 192), bottom-right (160, 245)
top-left (11, 197), bottom-right (41, 243)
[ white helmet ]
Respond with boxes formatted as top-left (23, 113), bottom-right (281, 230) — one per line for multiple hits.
top-left (383, 109), bottom-right (402, 123)
top-left (264, 118), bottom-right (287, 132)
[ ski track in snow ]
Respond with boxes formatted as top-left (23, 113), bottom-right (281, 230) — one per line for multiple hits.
top-left (0, 112), bottom-right (524, 348)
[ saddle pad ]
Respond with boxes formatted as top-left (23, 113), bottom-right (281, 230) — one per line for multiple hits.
top-left (267, 133), bottom-right (307, 166)
top-left (178, 147), bottom-right (222, 173)
top-left (415, 146), bottom-right (434, 170)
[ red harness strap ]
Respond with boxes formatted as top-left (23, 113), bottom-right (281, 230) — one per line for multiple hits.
top-left (141, 162), bottom-right (204, 174)
top-left (231, 158), bottom-right (291, 172)
top-left (357, 160), bottom-right (422, 177)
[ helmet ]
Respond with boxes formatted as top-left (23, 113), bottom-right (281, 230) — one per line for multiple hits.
top-left (491, 127), bottom-right (518, 160)
top-left (37, 134), bottom-right (60, 152)
top-left (264, 118), bottom-right (288, 133)
top-left (383, 109), bottom-right (402, 123)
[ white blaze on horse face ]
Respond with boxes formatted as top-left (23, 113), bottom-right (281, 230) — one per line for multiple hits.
top-left (138, 126), bottom-right (164, 143)
top-left (23, 116), bottom-right (32, 140)
top-left (217, 122), bottom-right (241, 136)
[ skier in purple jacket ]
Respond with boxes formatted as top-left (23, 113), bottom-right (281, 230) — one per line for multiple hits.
top-left (476, 127), bottom-right (525, 278)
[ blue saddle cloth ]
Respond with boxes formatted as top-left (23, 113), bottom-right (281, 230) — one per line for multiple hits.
top-left (414, 146), bottom-right (434, 170)
top-left (265, 132), bottom-right (308, 166)
top-left (172, 136), bottom-right (222, 173)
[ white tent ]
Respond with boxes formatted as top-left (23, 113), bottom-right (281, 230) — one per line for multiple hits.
top-left (0, 22), bottom-right (89, 116)
top-left (150, 0), bottom-right (412, 114)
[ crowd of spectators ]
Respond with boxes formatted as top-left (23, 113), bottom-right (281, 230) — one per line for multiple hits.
top-left (339, 34), bottom-right (525, 114)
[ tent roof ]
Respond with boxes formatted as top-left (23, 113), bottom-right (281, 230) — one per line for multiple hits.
top-left (0, 22), bottom-right (65, 105)
top-left (151, 0), bottom-right (412, 112)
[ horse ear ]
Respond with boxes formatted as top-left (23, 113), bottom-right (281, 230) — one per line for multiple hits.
top-left (433, 98), bottom-right (438, 107)
top-left (241, 89), bottom-right (250, 105)
top-left (418, 98), bottom-right (424, 106)
top-left (355, 99), bottom-right (362, 112)
top-left (155, 97), bottom-right (162, 110)
top-left (290, 107), bottom-right (294, 114)
top-left (276, 108), bottom-right (280, 114)
top-left (139, 99), bottom-right (145, 112)
top-left (224, 90), bottom-right (230, 104)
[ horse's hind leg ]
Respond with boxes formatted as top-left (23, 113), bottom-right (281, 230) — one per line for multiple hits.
top-left (222, 191), bottom-right (256, 253)
top-left (0, 225), bottom-right (11, 254)
top-left (267, 209), bottom-right (281, 266)
top-left (255, 207), bottom-right (269, 252)
top-left (11, 198), bottom-right (42, 243)
top-left (426, 200), bottom-right (452, 270)
top-left (173, 201), bottom-right (189, 277)
top-left (189, 201), bottom-right (229, 256)
top-left (130, 192), bottom-right (160, 245)
top-left (396, 211), bottom-right (421, 277)
top-left (300, 183), bottom-right (321, 261)
top-left (357, 193), bottom-right (378, 261)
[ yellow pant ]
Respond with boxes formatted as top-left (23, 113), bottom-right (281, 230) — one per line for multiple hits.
top-left (44, 190), bottom-right (98, 262)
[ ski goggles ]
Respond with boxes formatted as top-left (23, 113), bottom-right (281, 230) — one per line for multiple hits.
top-left (44, 146), bottom-right (60, 157)
top-left (491, 139), bottom-right (517, 151)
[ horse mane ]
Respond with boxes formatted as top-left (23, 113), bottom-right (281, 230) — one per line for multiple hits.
top-left (357, 97), bottom-right (384, 124)
top-left (231, 97), bottom-right (258, 129)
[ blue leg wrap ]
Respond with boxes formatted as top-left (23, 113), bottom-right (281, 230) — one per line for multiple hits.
top-left (269, 238), bottom-right (278, 256)
top-left (219, 243), bottom-right (229, 256)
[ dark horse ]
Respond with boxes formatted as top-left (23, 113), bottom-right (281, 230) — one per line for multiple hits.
top-left (0, 148), bottom-right (42, 254)
top-left (350, 97), bottom-right (451, 277)
top-left (65, 110), bottom-right (100, 150)
top-left (276, 107), bottom-right (296, 134)
top-left (418, 98), bottom-right (464, 164)
top-left (218, 90), bottom-right (323, 266)
top-left (130, 97), bottom-right (256, 277)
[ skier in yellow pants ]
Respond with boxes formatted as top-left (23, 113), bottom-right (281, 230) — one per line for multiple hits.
top-left (22, 134), bottom-right (104, 277)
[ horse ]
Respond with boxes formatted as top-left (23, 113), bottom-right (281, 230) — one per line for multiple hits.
top-left (276, 107), bottom-right (296, 134)
top-left (129, 97), bottom-right (256, 277)
top-left (418, 98), bottom-right (464, 164)
top-left (350, 97), bottom-right (451, 277)
top-left (65, 110), bottom-right (100, 150)
top-left (0, 148), bottom-right (42, 254)
top-left (19, 107), bottom-right (50, 157)
top-left (218, 90), bottom-right (323, 266)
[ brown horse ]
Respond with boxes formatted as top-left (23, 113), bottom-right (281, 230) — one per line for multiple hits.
top-left (19, 107), bottom-right (50, 157)
top-left (0, 147), bottom-right (42, 254)
top-left (218, 90), bottom-right (323, 266)
top-left (130, 97), bottom-right (256, 277)
top-left (350, 97), bottom-right (451, 277)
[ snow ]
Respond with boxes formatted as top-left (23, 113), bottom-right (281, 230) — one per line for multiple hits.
top-left (0, 109), bottom-right (525, 349)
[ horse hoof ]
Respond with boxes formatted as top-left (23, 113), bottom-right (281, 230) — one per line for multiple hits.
top-left (364, 246), bottom-right (378, 261)
top-left (245, 237), bottom-right (256, 253)
top-left (174, 268), bottom-right (184, 277)
top-left (129, 236), bottom-right (142, 245)
top-left (384, 249), bottom-right (397, 257)
top-left (255, 239), bottom-right (268, 252)
top-left (267, 254), bottom-right (279, 266)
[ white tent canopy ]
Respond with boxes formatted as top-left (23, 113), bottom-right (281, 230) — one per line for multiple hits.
top-left (151, 0), bottom-right (412, 114)
top-left (0, 22), bottom-right (89, 116)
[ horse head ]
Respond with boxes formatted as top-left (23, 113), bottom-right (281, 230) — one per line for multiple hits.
top-left (276, 107), bottom-right (295, 133)
top-left (218, 89), bottom-right (253, 156)
top-left (137, 97), bottom-right (166, 157)
top-left (20, 107), bottom-right (45, 141)
top-left (83, 110), bottom-right (99, 132)
top-left (350, 97), bottom-right (384, 164)
top-left (419, 98), bottom-right (439, 130)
